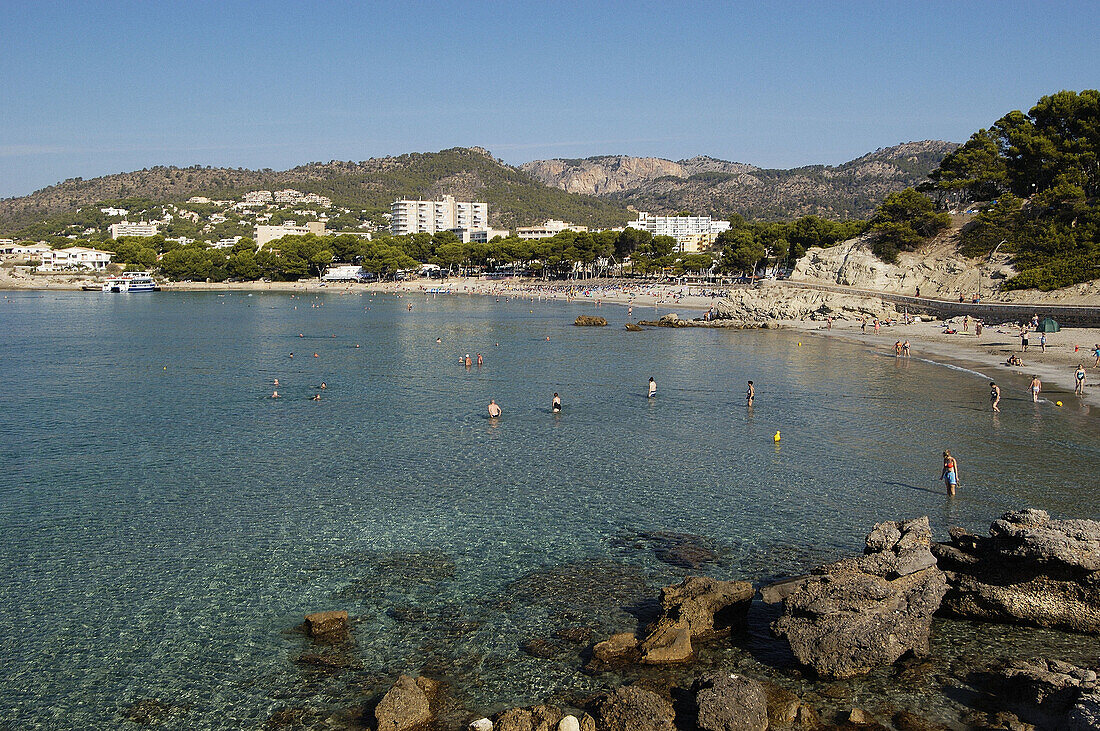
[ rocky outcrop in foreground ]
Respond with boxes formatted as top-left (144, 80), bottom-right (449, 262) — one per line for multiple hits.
top-left (932, 509), bottom-right (1100, 633)
top-left (590, 576), bottom-right (753, 667)
top-left (969, 658), bottom-right (1100, 730)
top-left (375, 675), bottom-right (441, 731)
top-left (772, 517), bottom-right (948, 678)
top-left (573, 315), bottom-right (607, 326)
top-left (713, 283), bottom-right (899, 323)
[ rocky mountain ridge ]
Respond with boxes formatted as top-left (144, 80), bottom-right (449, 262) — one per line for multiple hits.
top-left (522, 140), bottom-right (959, 220)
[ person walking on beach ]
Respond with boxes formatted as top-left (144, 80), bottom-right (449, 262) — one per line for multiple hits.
top-left (873, 319), bottom-right (880, 335)
top-left (990, 382), bottom-right (1001, 413)
top-left (976, 321), bottom-right (983, 336)
top-left (902, 340), bottom-right (911, 357)
top-left (1029, 375), bottom-right (1042, 402)
top-left (941, 451), bottom-right (959, 496)
top-left (1021, 330), bottom-right (1029, 352)
top-left (1075, 364), bottom-right (1086, 395)
top-left (1093, 344), bottom-right (1100, 367)
top-left (648, 377), bottom-right (657, 398)
top-left (895, 341), bottom-right (902, 357)
top-left (487, 399), bottom-right (502, 418)
top-left (861, 317), bottom-right (867, 333)
top-left (746, 381), bottom-right (755, 406)
top-left (1040, 333), bottom-right (1047, 352)
top-left (552, 393), bottom-right (562, 413)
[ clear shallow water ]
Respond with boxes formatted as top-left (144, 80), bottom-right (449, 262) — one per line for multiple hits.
top-left (0, 291), bottom-right (1097, 729)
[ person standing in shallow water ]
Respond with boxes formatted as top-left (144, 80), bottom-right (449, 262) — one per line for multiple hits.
top-left (487, 399), bottom-right (501, 418)
top-left (746, 381), bottom-right (754, 406)
top-left (990, 382), bottom-right (1001, 412)
top-left (941, 451), bottom-right (959, 496)
top-left (552, 393), bottom-right (562, 413)
top-left (648, 377), bottom-right (657, 398)
top-left (1075, 364), bottom-right (1086, 395)
top-left (1029, 375), bottom-right (1042, 402)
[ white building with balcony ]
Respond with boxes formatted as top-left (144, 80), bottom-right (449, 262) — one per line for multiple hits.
top-left (515, 219), bottom-right (589, 240)
top-left (109, 221), bottom-right (159, 239)
top-left (36, 246), bottom-right (113, 271)
top-left (625, 212), bottom-right (730, 253)
top-left (390, 195), bottom-right (488, 236)
top-left (255, 222), bottom-right (327, 247)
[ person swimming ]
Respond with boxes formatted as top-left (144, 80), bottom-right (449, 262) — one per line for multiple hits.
top-left (648, 377), bottom-right (657, 398)
top-left (311, 394), bottom-right (321, 401)
top-left (552, 393), bottom-right (562, 413)
top-left (271, 390), bottom-right (280, 398)
top-left (273, 379), bottom-right (279, 386)
top-left (320, 382), bottom-right (327, 389)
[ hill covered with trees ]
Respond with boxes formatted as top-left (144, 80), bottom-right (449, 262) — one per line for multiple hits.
top-left (921, 89), bottom-right (1099, 290)
top-left (0, 148), bottom-right (632, 237)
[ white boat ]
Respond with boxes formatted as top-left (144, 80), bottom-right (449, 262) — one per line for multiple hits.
top-left (102, 272), bottom-right (158, 292)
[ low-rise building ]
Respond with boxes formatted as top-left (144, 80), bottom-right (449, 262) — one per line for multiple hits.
top-left (255, 222), bottom-right (327, 247)
top-left (515, 219), bottom-right (588, 240)
top-left (36, 246), bottom-right (113, 271)
top-left (0, 242), bottom-right (51, 257)
top-left (625, 212), bottom-right (730, 253)
top-left (109, 221), bottom-right (159, 239)
top-left (323, 265), bottom-right (367, 281)
top-left (100, 207), bottom-right (129, 217)
top-left (449, 227), bottom-right (510, 244)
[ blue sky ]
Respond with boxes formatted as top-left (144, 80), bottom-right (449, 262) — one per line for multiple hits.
top-left (1, 0), bottom-right (1097, 198)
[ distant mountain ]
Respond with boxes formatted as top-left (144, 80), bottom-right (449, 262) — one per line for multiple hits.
top-left (521, 141), bottom-right (959, 220)
top-left (0, 147), bottom-right (632, 237)
top-left (0, 142), bottom-right (960, 239)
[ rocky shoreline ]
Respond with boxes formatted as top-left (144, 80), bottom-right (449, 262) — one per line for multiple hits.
top-left (251, 509), bottom-right (1099, 731)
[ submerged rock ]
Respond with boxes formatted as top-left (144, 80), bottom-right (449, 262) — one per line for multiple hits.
top-left (303, 610), bottom-right (349, 642)
top-left (123, 698), bottom-right (187, 725)
top-left (693, 672), bottom-right (768, 731)
top-left (641, 530), bottom-right (722, 570)
top-left (574, 315), bottom-right (607, 326)
top-left (588, 632), bottom-right (642, 670)
top-left (624, 322), bottom-right (643, 331)
top-left (596, 686), bottom-right (676, 731)
top-left (772, 517), bottom-right (948, 678)
top-left (931, 509), bottom-right (1100, 633)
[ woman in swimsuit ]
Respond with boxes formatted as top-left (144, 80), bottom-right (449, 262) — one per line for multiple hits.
top-left (552, 393), bottom-right (562, 413)
top-left (941, 451), bottom-right (959, 495)
top-left (990, 382), bottom-right (1000, 412)
top-left (1075, 364), bottom-right (1086, 395)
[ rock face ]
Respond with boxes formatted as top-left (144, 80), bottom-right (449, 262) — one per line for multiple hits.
top-left (931, 509), bottom-right (1100, 633)
top-left (303, 610), bottom-right (349, 641)
top-left (693, 672), bottom-right (768, 731)
top-left (713, 282), bottom-right (899, 323)
top-left (640, 576), bottom-right (754, 665)
top-left (573, 315), bottom-right (607, 326)
top-left (596, 686), bottom-right (676, 731)
top-left (971, 658), bottom-right (1100, 730)
top-left (375, 675), bottom-right (438, 731)
top-left (772, 517), bottom-right (948, 678)
top-left (589, 632), bottom-right (642, 669)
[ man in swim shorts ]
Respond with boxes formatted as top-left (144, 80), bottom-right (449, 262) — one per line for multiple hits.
top-left (488, 399), bottom-right (501, 418)
top-left (648, 377), bottom-right (657, 398)
top-left (1029, 375), bottom-right (1042, 402)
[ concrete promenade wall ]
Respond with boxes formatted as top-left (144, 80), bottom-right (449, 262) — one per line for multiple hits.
top-left (780, 281), bottom-right (1100, 327)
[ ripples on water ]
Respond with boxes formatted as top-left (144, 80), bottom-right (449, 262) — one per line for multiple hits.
top-left (0, 291), bottom-right (1097, 728)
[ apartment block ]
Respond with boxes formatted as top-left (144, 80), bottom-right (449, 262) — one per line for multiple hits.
top-left (625, 212), bottom-right (731, 253)
top-left (390, 195), bottom-right (488, 236)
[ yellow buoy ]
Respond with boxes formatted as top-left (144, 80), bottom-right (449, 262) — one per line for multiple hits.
top-left (163, 366), bottom-right (167, 370)
top-left (773, 431), bottom-right (781, 442)
top-left (798, 342), bottom-right (801, 346)
top-left (1056, 401), bottom-right (1063, 406)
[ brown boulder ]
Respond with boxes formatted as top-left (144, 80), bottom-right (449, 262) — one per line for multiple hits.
top-left (624, 322), bottom-right (643, 331)
top-left (596, 686), bottom-right (676, 731)
top-left (303, 610), bottom-right (349, 641)
top-left (375, 675), bottom-right (437, 731)
top-left (574, 315), bottom-right (607, 326)
top-left (494, 704), bottom-right (562, 731)
top-left (588, 632), bottom-right (641, 670)
top-left (640, 619), bottom-right (693, 664)
top-left (655, 576), bottom-right (754, 637)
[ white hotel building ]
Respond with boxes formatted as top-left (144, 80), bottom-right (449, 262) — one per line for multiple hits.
top-left (109, 221), bottom-right (159, 239)
top-left (625, 212), bottom-right (731, 253)
top-left (390, 195), bottom-right (488, 236)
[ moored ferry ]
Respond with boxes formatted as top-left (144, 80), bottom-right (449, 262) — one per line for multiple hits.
top-left (102, 272), bottom-right (159, 292)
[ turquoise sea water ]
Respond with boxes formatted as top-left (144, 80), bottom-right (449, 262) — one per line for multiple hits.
top-left (1, 291), bottom-right (1097, 729)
